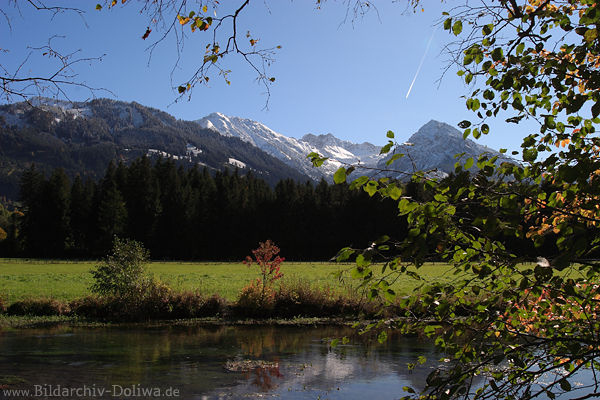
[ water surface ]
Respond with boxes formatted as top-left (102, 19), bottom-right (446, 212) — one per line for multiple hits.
top-left (0, 324), bottom-right (438, 399)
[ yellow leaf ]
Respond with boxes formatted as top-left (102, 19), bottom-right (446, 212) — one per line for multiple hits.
top-left (111, 0), bottom-right (117, 6)
top-left (494, 331), bottom-right (500, 338)
top-left (203, 5), bottom-right (208, 13)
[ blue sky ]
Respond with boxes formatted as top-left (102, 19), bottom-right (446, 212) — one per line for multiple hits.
top-left (1, 1), bottom-right (533, 153)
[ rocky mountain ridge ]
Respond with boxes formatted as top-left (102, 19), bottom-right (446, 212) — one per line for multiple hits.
top-left (196, 112), bottom-right (385, 180)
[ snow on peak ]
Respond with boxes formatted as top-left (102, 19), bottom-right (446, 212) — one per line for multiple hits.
top-left (194, 114), bottom-right (507, 183)
top-left (194, 113), bottom-right (383, 181)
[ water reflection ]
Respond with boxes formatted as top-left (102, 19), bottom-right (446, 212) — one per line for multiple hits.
top-left (0, 324), bottom-right (439, 399)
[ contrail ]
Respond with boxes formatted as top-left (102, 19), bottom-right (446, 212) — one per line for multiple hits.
top-left (405, 28), bottom-right (437, 99)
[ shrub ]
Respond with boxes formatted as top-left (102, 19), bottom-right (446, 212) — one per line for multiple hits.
top-left (275, 280), bottom-right (380, 318)
top-left (7, 298), bottom-right (70, 316)
top-left (169, 291), bottom-right (206, 318)
top-left (69, 296), bottom-right (111, 320)
top-left (136, 278), bottom-right (172, 320)
top-left (170, 292), bottom-right (228, 318)
top-left (90, 237), bottom-right (150, 300)
top-left (243, 240), bottom-right (284, 306)
top-left (235, 279), bottom-right (276, 317)
top-left (202, 294), bottom-right (228, 317)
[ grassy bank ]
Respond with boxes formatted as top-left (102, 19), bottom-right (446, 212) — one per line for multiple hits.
top-left (0, 259), bottom-right (464, 304)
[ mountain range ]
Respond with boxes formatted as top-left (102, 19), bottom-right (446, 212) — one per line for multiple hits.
top-left (0, 98), bottom-right (510, 200)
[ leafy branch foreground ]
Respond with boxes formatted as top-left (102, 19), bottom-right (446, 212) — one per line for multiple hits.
top-left (309, 1), bottom-right (600, 399)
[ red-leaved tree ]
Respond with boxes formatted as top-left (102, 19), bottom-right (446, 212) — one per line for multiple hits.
top-left (243, 240), bottom-right (284, 302)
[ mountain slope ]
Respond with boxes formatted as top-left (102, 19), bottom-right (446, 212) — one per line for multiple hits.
top-left (195, 114), bottom-right (513, 183)
top-left (196, 113), bottom-right (384, 180)
top-left (0, 99), bottom-right (310, 199)
top-left (378, 120), bottom-right (513, 179)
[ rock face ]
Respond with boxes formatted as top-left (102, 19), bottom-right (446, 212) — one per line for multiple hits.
top-left (195, 113), bottom-right (384, 181)
top-left (377, 120), bottom-right (512, 179)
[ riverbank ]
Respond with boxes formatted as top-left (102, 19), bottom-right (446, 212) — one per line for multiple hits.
top-left (0, 314), bottom-right (364, 330)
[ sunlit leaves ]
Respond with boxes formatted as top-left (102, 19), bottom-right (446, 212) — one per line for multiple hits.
top-left (307, 152), bottom-right (328, 167)
top-left (452, 20), bottom-right (463, 36)
top-left (333, 167), bottom-right (347, 184)
top-left (177, 13), bottom-right (212, 32)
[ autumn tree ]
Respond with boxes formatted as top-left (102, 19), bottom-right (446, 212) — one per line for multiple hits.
top-left (312, 1), bottom-right (600, 399)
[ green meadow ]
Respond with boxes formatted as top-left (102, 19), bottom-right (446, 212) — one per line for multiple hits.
top-left (0, 259), bottom-right (468, 304)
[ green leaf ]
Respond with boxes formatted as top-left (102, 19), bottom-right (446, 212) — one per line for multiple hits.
top-left (443, 18), bottom-right (452, 31)
top-left (386, 130), bottom-right (395, 139)
top-left (349, 175), bottom-right (369, 190)
top-left (491, 47), bottom-right (503, 62)
top-left (95, 4), bottom-right (102, 10)
top-left (333, 167), bottom-right (347, 184)
top-left (523, 148), bottom-right (538, 162)
top-left (377, 330), bottom-right (388, 343)
top-left (386, 153), bottom-right (404, 166)
top-left (452, 20), bottom-right (463, 36)
top-left (364, 181), bottom-right (378, 197)
top-left (356, 253), bottom-right (371, 268)
top-left (307, 152), bottom-right (328, 167)
top-left (464, 157), bottom-right (474, 169)
top-left (336, 247), bottom-right (355, 262)
top-left (388, 185), bottom-right (402, 200)
top-left (380, 142), bottom-right (393, 154)
top-left (585, 28), bottom-right (598, 43)
top-left (482, 24), bottom-right (493, 36)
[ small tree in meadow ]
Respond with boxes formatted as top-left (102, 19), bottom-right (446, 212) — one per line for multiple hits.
top-left (242, 240), bottom-right (284, 305)
top-left (90, 236), bottom-right (150, 299)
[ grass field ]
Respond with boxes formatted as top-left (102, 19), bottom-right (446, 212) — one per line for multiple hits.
top-left (0, 259), bottom-right (468, 304)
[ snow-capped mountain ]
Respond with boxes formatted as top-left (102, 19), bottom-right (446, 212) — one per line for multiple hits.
top-left (0, 99), bottom-right (310, 199)
top-left (378, 120), bottom-right (513, 179)
top-left (195, 113), bottom-right (384, 180)
top-left (195, 114), bottom-right (514, 183)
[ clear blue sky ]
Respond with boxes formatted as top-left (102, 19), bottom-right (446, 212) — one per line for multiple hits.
top-left (1, 1), bottom-right (534, 153)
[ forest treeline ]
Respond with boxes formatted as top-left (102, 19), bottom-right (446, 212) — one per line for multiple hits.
top-left (0, 156), bottom-right (407, 260)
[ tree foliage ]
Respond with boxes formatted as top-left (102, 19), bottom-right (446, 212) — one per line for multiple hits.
top-left (323, 1), bottom-right (600, 399)
top-left (11, 156), bottom-right (406, 260)
top-left (243, 240), bottom-right (285, 303)
top-left (90, 236), bottom-right (150, 299)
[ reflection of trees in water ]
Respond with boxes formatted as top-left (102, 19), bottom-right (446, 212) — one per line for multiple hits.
top-left (246, 365), bottom-right (283, 391)
top-left (0, 325), bottom-right (451, 397)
